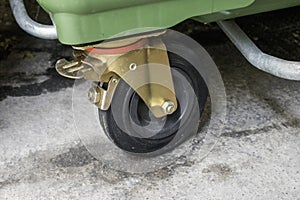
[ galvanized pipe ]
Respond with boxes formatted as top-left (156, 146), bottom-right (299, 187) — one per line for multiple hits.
top-left (217, 20), bottom-right (300, 81)
top-left (9, 0), bottom-right (57, 40)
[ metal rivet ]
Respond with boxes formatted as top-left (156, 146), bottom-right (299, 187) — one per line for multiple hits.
top-left (112, 78), bottom-right (118, 83)
top-left (129, 63), bottom-right (137, 71)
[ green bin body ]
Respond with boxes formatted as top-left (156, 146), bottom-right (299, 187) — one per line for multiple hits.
top-left (37, 0), bottom-right (300, 45)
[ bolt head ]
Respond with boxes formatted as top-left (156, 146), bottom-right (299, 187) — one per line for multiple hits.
top-left (88, 87), bottom-right (100, 104)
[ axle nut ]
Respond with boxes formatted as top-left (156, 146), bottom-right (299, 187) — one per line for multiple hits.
top-left (162, 101), bottom-right (175, 115)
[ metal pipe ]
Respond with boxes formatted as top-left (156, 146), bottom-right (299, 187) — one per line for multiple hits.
top-left (217, 20), bottom-right (300, 81)
top-left (9, 0), bottom-right (57, 40)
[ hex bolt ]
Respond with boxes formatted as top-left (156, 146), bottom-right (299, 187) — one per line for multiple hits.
top-left (88, 87), bottom-right (100, 104)
top-left (162, 101), bottom-right (175, 114)
top-left (129, 63), bottom-right (137, 71)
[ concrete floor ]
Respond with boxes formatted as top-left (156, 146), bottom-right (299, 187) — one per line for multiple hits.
top-left (0, 9), bottom-right (300, 200)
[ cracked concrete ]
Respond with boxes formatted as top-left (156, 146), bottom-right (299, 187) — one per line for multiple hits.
top-left (0, 7), bottom-right (300, 200)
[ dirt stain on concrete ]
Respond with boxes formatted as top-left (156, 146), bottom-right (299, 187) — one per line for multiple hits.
top-left (0, 68), bottom-right (74, 101)
top-left (50, 146), bottom-right (96, 168)
top-left (202, 163), bottom-right (233, 181)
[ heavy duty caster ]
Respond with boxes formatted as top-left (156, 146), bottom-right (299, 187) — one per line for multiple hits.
top-left (56, 31), bottom-right (208, 156)
top-left (98, 52), bottom-right (208, 154)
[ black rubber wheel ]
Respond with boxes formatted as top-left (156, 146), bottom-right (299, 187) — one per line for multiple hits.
top-left (99, 52), bottom-right (208, 155)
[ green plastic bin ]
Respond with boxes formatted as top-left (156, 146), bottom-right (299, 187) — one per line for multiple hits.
top-left (36, 0), bottom-right (300, 44)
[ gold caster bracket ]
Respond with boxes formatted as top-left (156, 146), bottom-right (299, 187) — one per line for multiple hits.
top-left (55, 31), bottom-right (178, 118)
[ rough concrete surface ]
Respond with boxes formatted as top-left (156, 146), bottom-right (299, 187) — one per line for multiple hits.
top-left (0, 5), bottom-right (300, 200)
